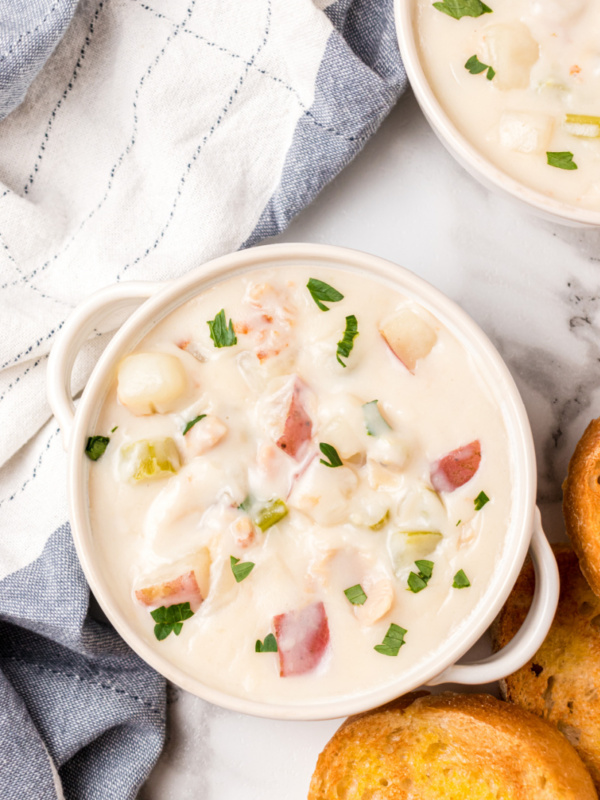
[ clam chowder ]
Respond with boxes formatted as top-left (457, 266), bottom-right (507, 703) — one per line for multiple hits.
top-left (87, 266), bottom-right (513, 704)
top-left (416, 0), bottom-right (600, 210)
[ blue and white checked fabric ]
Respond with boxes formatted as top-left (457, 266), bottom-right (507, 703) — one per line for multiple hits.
top-left (0, 1), bottom-right (406, 797)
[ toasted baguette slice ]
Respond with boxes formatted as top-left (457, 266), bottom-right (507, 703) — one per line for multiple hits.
top-left (493, 544), bottom-right (600, 790)
top-left (308, 692), bottom-right (596, 799)
top-left (563, 417), bottom-right (600, 597)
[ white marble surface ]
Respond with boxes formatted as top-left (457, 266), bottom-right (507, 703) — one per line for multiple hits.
top-left (139, 88), bottom-right (600, 799)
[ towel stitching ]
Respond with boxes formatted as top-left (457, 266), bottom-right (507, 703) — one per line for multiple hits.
top-left (139, 2), bottom-right (373, 144)
top-left (117, 0), bottom-right (272, 279)
top-left (0, 427), bottom-right (59, 509)
top-left (23, 1), bottom-right (105, 197)
top-left (6, 0), bottom-right (194, 293)
top-left (2, 656), bottom-right (163, 715)
top-left (1, 323), bottom-right (64, 371)
top-left (0, 1), bottom-right (62, 63)
top-left (0, 357), bottom-right (45, 403)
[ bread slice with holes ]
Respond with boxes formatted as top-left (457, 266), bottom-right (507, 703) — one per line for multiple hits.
top-left (492, 544), bottom-right (600, 791)
top-left (563, 417), bottom-right (600, 597)
top-left (308, 691), bottom-right (596, 799)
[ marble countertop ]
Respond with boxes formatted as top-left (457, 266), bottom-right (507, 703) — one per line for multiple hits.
top-left (140, 88), bottom-right (600, 800)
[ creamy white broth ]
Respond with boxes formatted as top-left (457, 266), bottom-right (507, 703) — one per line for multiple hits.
top-left (416, 0), bottom-right (600, 210)
top-left (88, 266), bottom-right (512, 704)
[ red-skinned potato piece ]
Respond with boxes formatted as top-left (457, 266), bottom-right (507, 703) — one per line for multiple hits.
top-left (274, 601), bottom-right (330, 677)
top-left (430, 440), bottom-right (481, 493)
top-left (276, 383), bottom-right (312, 459)
top-left (135, 570), bottom-right (203, 612)
top-left (379, 310), bottom-right (437, 373)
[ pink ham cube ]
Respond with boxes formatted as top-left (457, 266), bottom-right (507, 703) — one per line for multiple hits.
top-left (430, 440), bottom-right (481, 493)
top-left (276, 383), bottom-right (313, 459)
top-left (274, 601), bottom-right (330, 677)
top-left (135, 570), bottom-right (203, 612)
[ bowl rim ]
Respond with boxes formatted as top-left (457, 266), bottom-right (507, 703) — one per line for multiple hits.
top-left (68, 242), bottom-right (537, 720)
top-left (394, 0), bottom-right (600, 227)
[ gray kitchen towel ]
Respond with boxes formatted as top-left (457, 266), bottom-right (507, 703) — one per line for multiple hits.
top-left (0, 0), bottom-right (407, 797)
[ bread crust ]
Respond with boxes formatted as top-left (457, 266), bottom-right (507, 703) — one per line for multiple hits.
top-left (492, 545), bottom-right (600, 790)
top-left (563, 417), bottom-right (600, 597)
top-left (308, 691), bottom-right (596, 799)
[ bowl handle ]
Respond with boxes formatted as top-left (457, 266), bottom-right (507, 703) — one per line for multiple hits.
top-left (427, 507), bottom-right (559, 686)
top-left (47, 281), bottom-right (162, 450)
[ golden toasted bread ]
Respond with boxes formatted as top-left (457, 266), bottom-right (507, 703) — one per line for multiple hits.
top-left (492, 544), bottom-right (600, 790)
top-left (563, 417), bottom-right (600, 597)
top-left (308, 691), bottom-right (596, 799)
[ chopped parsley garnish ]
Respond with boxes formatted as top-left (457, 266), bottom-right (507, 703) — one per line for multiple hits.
top-left (453, 569), bottom-right (471, 588)
top-left (238, 495), bottom-right (253, 512)
top-left (344, 584), bottom-right (368, 605)
top-left (415, 559), bottom-right (434, 580)
top-left (85, 435), bottom-right (110, 461)
top-left (474, 491), bottom-right (490, 511)
top-left (151, 602), bottom-right (194, 640)
top-left (547, 151), bottom-right (578, 171)
top-left (207, 309), bottom-right (237, 347)
top-left (433, 0), bottom-right (492, 19)
top-left (464, 55), bottom-right (495, 81)
top-left (255, 633), bottom-right (278, 653)
top-left (183, 414), bottom-right (206, 436)
top-left (111, 426), bottom-right (118, 433)
top-left (336, 315), bottom-right (359, 367)
top-left (319, 442), bottom-right (343, 468)
top-left (456, 519), bottom-right (461, 526)
top-left (374, 623), bottom-right (407, 656)
top-left (230, 556), bottom-right (255, 582)
top-left (408, 559), bottom-right (434, 593)
top-left (307, 278), bottom-right (344, 311)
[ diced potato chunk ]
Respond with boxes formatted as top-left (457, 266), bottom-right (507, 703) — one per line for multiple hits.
top-left (290, 462), bottom-right (358, 526)
top-left (379, 310), bottom-right (437, 373)
top-left (274, 601), bottom-right (330, 677)
top-left (499, 112), bottom-right (553, 154)
top-left (120, 438), bottom-right (180, 482)
top-left (135, 549), bottom-right (210, 611)
top-left (430, 440), bottom-right (481, 493)
top-left (117, 352), bottom-right (187, 415)
top-left (183, 415), bottom-right (227, 457)
top-left (483, 23), bottom-right (539, 91)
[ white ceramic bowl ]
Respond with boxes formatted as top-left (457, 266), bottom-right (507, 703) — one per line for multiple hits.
top-left (47, 243), bottom-right (558, 720)
top-left (394, 0), bottom-right (600, 228)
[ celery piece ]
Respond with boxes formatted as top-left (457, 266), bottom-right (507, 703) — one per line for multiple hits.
top-left (388, 530), bottom-right (442, 575)
top-left (369, 510), bottom-right (390, 531)
top-left (363, 400), bottom-right (391, 436)
top-left (120, 438), bottom-right (180, 483)
top-left (253, 499), bottom-right (288, 532)
top-left (564, 114), bottom-right (600, 139)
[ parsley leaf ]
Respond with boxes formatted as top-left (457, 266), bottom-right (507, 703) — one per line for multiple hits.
top-left (415, 559), bottom-right (434, 580)
top-left (183, 414), bottom-right (206, 436)
top-left (433, 0), bottom-right (492, 19)
top-left (319, 442), bottom-right (343, 468)
top-left (85, 435), bottom-right (110, 461)
top-left (408, 572), bottom-right (428, 593)
top-left (374, 623), bottom-right (407, 656)
top-left (255, 633), bottom-right (278, 652)
top-left (111, 426), bottom-right (118, 433)
top-left (547, 151), bottom-right (578, 171)
top-left (453, 569), bottom-right (471, 589)
top-left (474, 491), bottom-right (490, 511)
top-left (408, 560), bottom-right (434, 593)
top-left (344, 584), bottom-right (368, 605)
top-left (464, 55), bottom-right (495, 80)
top-left (151, 602), bottom-right (195, 640)
top-left (307, 278), bottom-right (344, 311)
top-left (230, 555), bottom-right (255, 583)
top-left (336, 315), bottom-right (359, 367)
top-left (207, 309), bottom-right (237, 347)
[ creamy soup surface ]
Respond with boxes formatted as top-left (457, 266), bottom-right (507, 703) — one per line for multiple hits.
top-left (416, 0), bottom-right (600, 210)
top-left (88, 266), bottom-right (513, 704)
